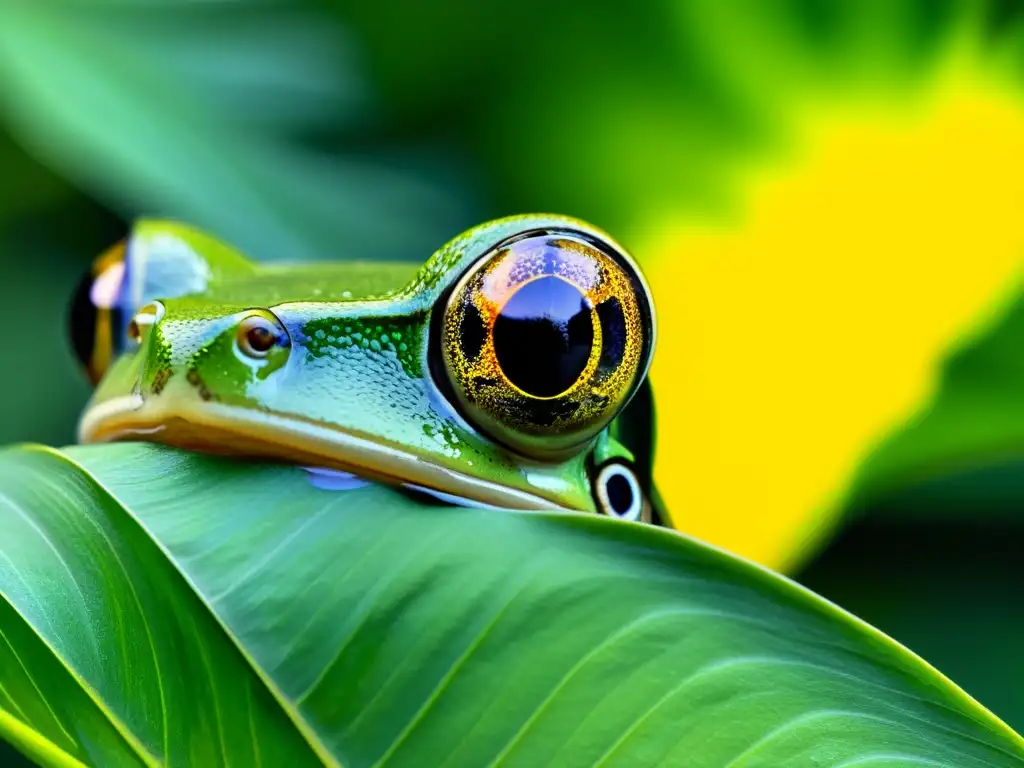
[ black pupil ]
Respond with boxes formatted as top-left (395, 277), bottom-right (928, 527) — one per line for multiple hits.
top-left (248, 325), bottom-right (276, 351)
top-left (492, 276), bottom-right (593, 398)
top-left (606, 471), bottom-right (634, 516)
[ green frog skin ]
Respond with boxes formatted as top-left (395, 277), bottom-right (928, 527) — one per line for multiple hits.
top-left (70, 215), bottom-right (658, 522)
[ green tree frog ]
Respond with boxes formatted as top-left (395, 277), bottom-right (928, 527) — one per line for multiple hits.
top-left (70, 215), bottom-right (661, 523)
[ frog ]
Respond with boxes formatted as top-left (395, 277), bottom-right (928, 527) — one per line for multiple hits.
top-left (69, 215), bottom-right (662, 524)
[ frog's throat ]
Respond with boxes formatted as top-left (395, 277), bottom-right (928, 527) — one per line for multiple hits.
top-left (77, 395), bottom-right (572, 512)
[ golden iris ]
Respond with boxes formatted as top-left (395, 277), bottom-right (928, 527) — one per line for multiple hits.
top-left (442, 230), bottom-right (651, 457)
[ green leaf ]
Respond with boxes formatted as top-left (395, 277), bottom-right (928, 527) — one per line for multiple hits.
top-left (0, 0), bottom-right (475, 263)
top-left (0, 446), bottom-right (319, 767)
top-left (0, 443), bottom-right (1021, 766)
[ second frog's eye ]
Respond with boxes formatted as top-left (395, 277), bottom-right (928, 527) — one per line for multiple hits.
top-left (68, 240), bottom-right (131, 385)
top-left (441, 229), bottom-right (654, 457)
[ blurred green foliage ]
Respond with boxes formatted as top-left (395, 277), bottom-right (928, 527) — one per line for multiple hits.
top-left (1, 0), bottom-right (1023, 742)
top-left (0, 0), bottom-right (482, 448)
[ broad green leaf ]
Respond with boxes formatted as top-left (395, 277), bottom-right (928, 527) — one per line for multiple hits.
top-left (0, 0), bottom-right (475, 264)
top-left (0, 446), bottom-right (318, 767)
top-left (0, 443), bottom-right (1022, 766)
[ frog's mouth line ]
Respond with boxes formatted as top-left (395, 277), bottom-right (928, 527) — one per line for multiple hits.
top-left (78, 395), bottom-right (573, 512)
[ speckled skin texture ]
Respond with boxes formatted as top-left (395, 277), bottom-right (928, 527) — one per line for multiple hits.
top-left (82, 216), bottom-right (653, 512)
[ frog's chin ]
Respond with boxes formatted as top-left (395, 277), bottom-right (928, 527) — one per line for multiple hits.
top-left (78, 395), bottom-right (572, 513)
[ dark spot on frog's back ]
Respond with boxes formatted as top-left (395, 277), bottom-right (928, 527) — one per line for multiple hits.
top-left (151, 368), bottom-right (172, 395)
top-left (186, 369), bottom-right (215, 402)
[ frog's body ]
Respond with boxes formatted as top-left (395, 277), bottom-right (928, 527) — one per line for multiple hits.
top-left (73, 215), bottom-right (658, 521)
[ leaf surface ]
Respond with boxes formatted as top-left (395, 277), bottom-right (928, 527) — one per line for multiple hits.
top-left (0, 443), bottom-right (1020, 766)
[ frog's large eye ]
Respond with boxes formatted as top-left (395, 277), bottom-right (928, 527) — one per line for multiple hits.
top-left (440, 229), bottom-right (654, 457)
top-left (68, 240), bottom-right (131, 385)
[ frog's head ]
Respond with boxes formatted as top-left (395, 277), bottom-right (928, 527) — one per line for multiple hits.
top-left (70, 215), bottom-right (657, 520)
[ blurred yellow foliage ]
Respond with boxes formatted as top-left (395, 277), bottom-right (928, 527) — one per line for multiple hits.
top-left (645, 69), bottom-right (1024, 572)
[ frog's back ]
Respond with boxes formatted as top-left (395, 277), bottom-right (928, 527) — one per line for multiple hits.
top-left (202, 262), bottom-right (421, 306)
